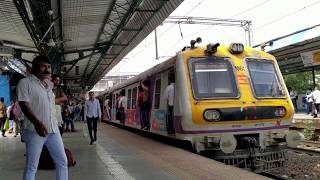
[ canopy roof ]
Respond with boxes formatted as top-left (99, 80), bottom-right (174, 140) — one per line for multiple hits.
top-left (0, 0), bottom-right (183, 92)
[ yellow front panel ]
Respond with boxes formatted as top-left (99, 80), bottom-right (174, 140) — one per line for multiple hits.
top-left (179, 45), bottom-right (293, 125)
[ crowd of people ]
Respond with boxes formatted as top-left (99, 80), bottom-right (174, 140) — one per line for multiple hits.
top-left (0, 55), bottom-right (104, 180)
top-left (304, 87), bottom-right (320, 118)
top-left (0, 54), bottom-right (180, 180)
top-left (290, 86), bottom-right (320, 118)
top-left (0, 98), bottom-right (22, 138)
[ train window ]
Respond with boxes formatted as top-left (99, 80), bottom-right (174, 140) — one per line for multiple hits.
top-left (154, 79), bottom-right (161, 109)
top-left (132, 87), bottom-right (137, 109)
top-left (246, 58), bottom-right (285, 98)
top-left (127, 89), bottom-right (132, 109)
top-left (189, 57), bottom-right (238, 99)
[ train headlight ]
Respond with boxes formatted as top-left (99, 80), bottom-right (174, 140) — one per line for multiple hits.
top-left (274, 107), bottom-right (286, 117)
top-left (203, 109), bottom-right (221, 121)
top-left (229, 43), bottom-right (244, 54)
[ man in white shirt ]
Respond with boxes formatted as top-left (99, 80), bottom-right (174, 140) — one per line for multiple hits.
top-left (312, 87), bottom-right (320, 118)
top-left (84, 92), bottom-right (101, 145)
top-left (164, 76), bottom-right (175, 135)
top-left (17, 55), bottom-right (67, 180)
top-left (118, 89), bottom-right (127, 124)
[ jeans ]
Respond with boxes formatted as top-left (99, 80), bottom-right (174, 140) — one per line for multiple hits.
top-left (22, 130), bottom-right (68, 180)
top-left (64, 117), bottom-right (74, 131)
top-left (0, 117), bottom-right (5, 136)
top-left (141, 102), bottom-right (150, 129)
top-left (9, 119), bottom-right (14, 129)
top-left (74, 112), bottom-right (80, 121)
top-left (166, 106), bottom-right (174, 134)
top-left (87, 117), bottom-right (98, 142)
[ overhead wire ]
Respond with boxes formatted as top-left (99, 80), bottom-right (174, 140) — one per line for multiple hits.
top-left (162, 0), bottom-right (272, 55)
top-left (125, 0), bottom-right (208, 61)
top-left (255, 0), bottom-right (320, 31)
top-left (228, 0), bottom-right (320, 44)
top-left (110, 0), bottom-right (209, 74)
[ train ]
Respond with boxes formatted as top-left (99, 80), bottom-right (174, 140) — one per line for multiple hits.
top-left (97, 39), bottom-right (304, 173)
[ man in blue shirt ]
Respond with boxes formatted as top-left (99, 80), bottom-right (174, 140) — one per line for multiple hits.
top-left (84, 92), bottom-right (101, 145)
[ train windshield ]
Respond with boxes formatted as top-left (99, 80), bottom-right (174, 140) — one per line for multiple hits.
top-left (189, 57), bottom-right (238, 99)
top-left (246, 58), bottom-right (285, 98)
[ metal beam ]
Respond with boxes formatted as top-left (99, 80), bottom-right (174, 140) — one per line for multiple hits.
top-left (82, 0), bottom-right (118, 79)
top-left (165, 16), bottom-right (253, 46)
top-left (136, 9), bottom-right (159, 12)
top-left (88, 0), bottom-right (168, 87)
top-left (122, 28), bottom-right (142, 31)
top-left (13, 0), bottom-right (43, 53)
top-left (96, 41), bottom-right (129, 47)
top-left (254, 24), bottom-right (320, 48)
top-left (86, 0), bottom-right (144, 83)
top-left (57, 0), bottom-right (65, 55)
top-left (63, 47), bottom-right (101, 55)
top-left (63, 52), bottom-right (100, 65)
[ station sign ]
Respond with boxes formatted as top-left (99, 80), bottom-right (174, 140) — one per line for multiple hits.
top-left (0, 46), bottom-right (14, 57)
top-left (301, 49), bottom-right (320, 67)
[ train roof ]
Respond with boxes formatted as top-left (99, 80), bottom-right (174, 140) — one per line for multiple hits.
top-left (97, 43), bottom-right (272, 97)
top-left (98, 55), bottom-right (176, 97)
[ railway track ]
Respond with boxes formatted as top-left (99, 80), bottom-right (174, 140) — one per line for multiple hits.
top-left (290, 140), bottom-right (320, 156)
top-left (259, 172), bottom-right (286, 180)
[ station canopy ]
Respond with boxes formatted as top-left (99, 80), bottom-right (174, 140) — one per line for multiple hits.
top-left (269, 35), bottom-right (320, 75)
top-left (0, 0), bottom-right (183, 92)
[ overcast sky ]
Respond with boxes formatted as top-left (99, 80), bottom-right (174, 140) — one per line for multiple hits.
top-left (105, 0), bottom-right (320, 76)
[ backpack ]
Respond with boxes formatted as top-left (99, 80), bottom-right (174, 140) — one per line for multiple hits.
top-left (75, 106), bottom-right (80, 113)
top-left (38, 146), bottom-right (76, 169)
top-left (65, 148), bottom-right (76, 167)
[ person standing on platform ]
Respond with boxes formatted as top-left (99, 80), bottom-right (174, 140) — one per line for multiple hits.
top-left (289, 87), bottom-right (298, 113)
top-left (13, 100), bottom-right (22, 137)
top-left (84, 92), bottom-right (101, 145)
top-left (74, 103), bottom-right (81, 121)
top-left (306, 88), bottom-right (313, 115)
top-left (312, 87), bottom-right (320, 118)
top-left (0, 97), bottom-right (7, 137)
top-left (52, 74), bottom-right (68, 135)
top-left (7, 100), bottom-right (15, 134)
top-left (17, 55), bottom-right (68, 180)
top-left (80, 103), bottom-right (85, 121)
top-left (164, 76), bottom-right (175, 135)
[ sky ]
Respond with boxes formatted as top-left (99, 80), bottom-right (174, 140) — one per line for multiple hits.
top-left (99, 0), bottom-right (320, 82)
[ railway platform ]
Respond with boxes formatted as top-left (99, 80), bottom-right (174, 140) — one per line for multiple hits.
top-left (0, 122), bottom-right (266, 180)
top-left (292, 113), bottom-right (320, 129)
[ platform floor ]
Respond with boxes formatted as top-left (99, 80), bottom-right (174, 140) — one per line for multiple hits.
top-left (0, 122), bottom-right (265, 180)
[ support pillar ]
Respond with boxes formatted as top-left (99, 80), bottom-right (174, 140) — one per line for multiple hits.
top-left (312, 67), bottom-right (316, 88)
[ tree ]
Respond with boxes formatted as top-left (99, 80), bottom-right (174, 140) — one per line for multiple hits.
top-left (284, 71), bottom-right (313, 93)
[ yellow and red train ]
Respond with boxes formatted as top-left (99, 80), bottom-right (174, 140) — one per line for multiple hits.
top-left (97, 40), bottom-right (303, 172)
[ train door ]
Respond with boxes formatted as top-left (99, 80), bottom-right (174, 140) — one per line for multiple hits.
top-left (167, 68), bottom-right (175, 134)
top-left (150, 67), bottom-right (175, 135)
top-left (151, 75), bottom-right (163, 132)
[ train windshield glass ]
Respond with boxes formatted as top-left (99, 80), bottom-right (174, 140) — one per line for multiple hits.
top-left (246, 58), bottom-right (285, 98)
top-left (189, 57), bottom-right (238, 99)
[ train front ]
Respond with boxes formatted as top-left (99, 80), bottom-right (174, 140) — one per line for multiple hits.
top-left (175, 42), bottom-right (304, 172)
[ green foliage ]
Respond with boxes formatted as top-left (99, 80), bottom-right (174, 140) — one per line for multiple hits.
top-left (284, 71), bottom-right (313, 93)
top-left (303, 122), bottom-right (315, 141)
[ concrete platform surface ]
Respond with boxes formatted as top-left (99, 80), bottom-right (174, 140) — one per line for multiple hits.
top-left (0, 122), bottom-right (266, 180)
